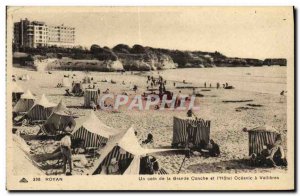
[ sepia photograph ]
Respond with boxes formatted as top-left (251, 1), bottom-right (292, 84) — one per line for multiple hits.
top-left (6, 6), bottom-right (295, 191)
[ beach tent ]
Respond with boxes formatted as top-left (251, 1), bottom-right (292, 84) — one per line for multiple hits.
top-left (26, 94), bottom-right (56, 121)
top-left (13, 139), bottom-right (44, 176)
top-left (71, 82), bottom-right (83, 94)
top-left (21, 74), bottom-right (30, 81)
top-left (12, 82), bottom-right (24, 102)
top-left (41, 99), bottom-right (76, 135)
top-left (244, 126), bottom-right (281, 156)
top-left (62, 78), bottom-right (72, 88)
top-left (72, 111), bottom-right (120, 148)
top-left (172, 116), bottom-right (211, 148)
top-left (84, 89), bottom-right (98, 108)
top-left (89, 126), bottom-right (175, 175)
top-left (13, 90), bottom-right (36, 113)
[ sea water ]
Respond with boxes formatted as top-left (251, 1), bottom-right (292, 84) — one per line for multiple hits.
top-left (160, 66), bottom-right (287, 95)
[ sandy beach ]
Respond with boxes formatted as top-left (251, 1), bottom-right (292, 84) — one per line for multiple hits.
top-left (11, 66), bottom-right (287, 175)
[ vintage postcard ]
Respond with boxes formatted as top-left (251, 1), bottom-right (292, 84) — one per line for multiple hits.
top-left (6, 6), bottom-right (295, 191)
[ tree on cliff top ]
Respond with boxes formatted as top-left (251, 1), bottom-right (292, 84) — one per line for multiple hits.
top-left (90, 44), bottom-right (118, 61)
top-left (112, 44), bottom-right (131, 54)
top-left (131, 44), bottom-right (146, 54)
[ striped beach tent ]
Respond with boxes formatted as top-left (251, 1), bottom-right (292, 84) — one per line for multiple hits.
top-left (12, 82), bottom-right (24, 102)
top-left (84, 89), bottom-right (98, 108)
top-left (245, 126), bottom-right (281, 156)
top-left (89, 126), bottom-right (175, 175)
top-left (42, 99), bottom-right (76, 135)
top-left (26, 94), bottom-right (56, 121)
top-left (72, 111), bottom-right (120, 148)
top-left (13, 90), bottom-right (36, 113)
top-left (172, 116), bottom-right (211, 147)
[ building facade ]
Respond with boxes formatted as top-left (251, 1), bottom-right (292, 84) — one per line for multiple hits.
top-left (13, 18), bottom-right (75, 49)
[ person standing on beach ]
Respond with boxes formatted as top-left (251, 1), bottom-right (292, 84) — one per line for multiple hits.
top-left (204, 82), bottom-right (206, 88)
top-left (107, 158), bottom-right (120, 175)
top-left (60, 133), bottom-right (73, 175)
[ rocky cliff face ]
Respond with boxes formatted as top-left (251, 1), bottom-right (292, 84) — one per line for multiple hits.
top-left (19, 44), bottom-right (287, 71)
top-left (113, 44), bottom-right (178, 71)
top-left (37, 58), bottom-right (124, 72)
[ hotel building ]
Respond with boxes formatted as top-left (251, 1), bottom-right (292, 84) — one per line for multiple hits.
top-left (13, 18), bottom-right (75, 49)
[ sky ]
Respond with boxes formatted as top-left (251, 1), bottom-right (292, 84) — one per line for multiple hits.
top-left (8, 6), bottom-right (294, 59)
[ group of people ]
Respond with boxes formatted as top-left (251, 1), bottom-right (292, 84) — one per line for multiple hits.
top-left (250, 135), bottom-right (287, 167)
top-left (203, 82), bottom-right (231, 89)
top-left (104, 155), bottom-right (160, 175)
top-left (184, 109), bottom-right (221, 157)
top-left (140, 155), bottom-right (160, 175)
top-left (147, 75), bottom-right (167, 89)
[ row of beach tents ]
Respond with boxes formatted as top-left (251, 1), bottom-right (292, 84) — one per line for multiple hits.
top-left (13, 80), bottom-right (282, 158)
top-left (12, 80), bottom-right (283, 174)
top-left (12, 82), bottom-right (174, 175)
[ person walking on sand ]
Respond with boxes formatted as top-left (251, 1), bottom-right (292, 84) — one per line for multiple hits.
top-left (60, 133), bottom-right (73, 175)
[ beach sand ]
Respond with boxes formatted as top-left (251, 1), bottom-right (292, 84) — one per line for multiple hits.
top-left (11, 66), bottom-right (287, 175)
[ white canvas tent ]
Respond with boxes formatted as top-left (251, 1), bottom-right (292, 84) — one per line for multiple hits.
top-left (62, 78), bottom-right (72, 88)
top-left (27, 94), bottom-right (57, 121)
top-left (21, 74), bottom-right (30, 81)
top-left (13, 90), bottom-right (36, 113)
top-left (12, 82), bottom-right (24, 102)
top-left (41, 99), bottom-right (76, 135)
top-left (89, 126), bottom-right (175, 175)
top-left (72, 111), bottom-right (120, 148)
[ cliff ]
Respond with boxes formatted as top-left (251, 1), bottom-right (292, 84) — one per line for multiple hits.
top-left (16, 44), bottom-right (287, 71)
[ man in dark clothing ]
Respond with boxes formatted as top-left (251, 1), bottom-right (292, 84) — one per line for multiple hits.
top-left (208, 139), bottom-right (220, 157)
top-left (150, 156), bottom-right (159, 174)
top-left (140, 155), bottom-right (153, 174)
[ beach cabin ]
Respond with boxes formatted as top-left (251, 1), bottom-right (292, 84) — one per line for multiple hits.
top-left (244, 126), bottom-right (281, 156)
top-left (172, 116), bottom-right (211, 148)
top-left (84, 89), bottom-right (99, 108)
